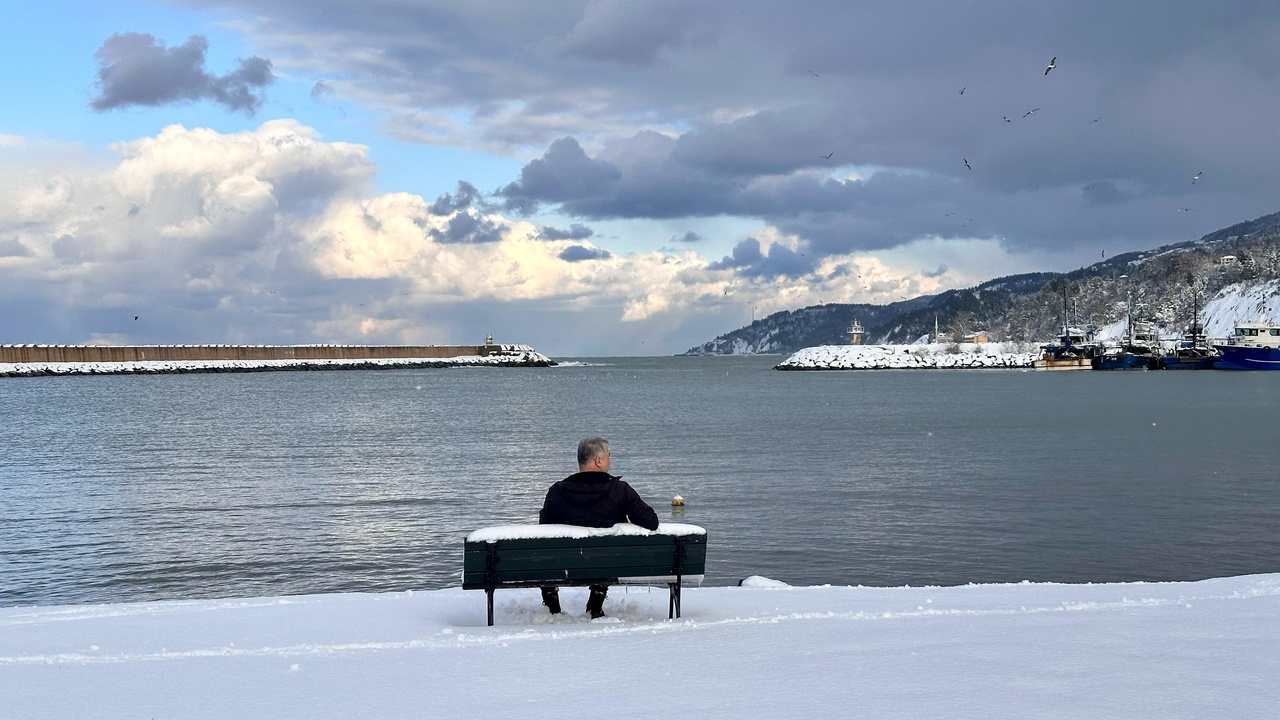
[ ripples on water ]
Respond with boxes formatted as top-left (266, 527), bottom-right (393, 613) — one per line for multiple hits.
top-left (2, 357), bottom-right (1278, 606)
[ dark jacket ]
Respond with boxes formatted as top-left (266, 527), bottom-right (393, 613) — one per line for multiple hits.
top-left (539, 471), bottom-right (660, 531)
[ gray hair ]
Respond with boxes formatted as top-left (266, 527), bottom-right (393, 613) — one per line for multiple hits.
top-left (577, 437), bottom-right (609, 467)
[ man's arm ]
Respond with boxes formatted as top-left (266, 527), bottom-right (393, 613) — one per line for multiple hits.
top-left (623, 483), bottom-right (660, 531)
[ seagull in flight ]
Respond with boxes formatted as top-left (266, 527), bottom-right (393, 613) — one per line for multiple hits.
top-left (1003, 116), bottom-right (1012, 123)
top-left (1023, 108), bottom-right (1040, 118)
top-left (959, 87), bottom-right (966, 95)
top-left (964, 158), bottom-right (971, 170)
top-left (1044, 57), bottom-right (1056, 75)
top-left (821, 152), bottom-right (834, 159)
top-left (1088, 116), bottom-right (1102, 124)
top-left (809, 70), bottom-right (820, 78)
top-left (1177, 207), bottom-right (1193, 212)
top-left (1192, 171), bottom-right (1202, 184)
top-left (944, 212), bottom-right (957, 216)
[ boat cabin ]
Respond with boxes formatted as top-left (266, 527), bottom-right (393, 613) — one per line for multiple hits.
top-left (1224, 322), bottom-right (1280, 347)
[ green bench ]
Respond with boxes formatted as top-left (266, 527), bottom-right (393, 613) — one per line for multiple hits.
top-left (463, 523), bottom-right (708, 626)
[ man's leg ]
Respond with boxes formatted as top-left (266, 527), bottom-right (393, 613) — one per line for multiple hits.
top-left (540, 587), bottom-right (561, 614)
top-left (586, 585), bottom-right (608, 619)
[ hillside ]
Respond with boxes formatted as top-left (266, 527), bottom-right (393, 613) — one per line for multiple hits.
top-left (683, 211), bottom-right (1280, 355)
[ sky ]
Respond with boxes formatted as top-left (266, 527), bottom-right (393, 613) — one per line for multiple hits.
top-left (3, 570), bottom-right (1277, 718)
top-left (4, 2), bottom-right (1280, 355)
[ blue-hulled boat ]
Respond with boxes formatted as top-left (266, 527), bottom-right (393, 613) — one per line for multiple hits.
top-left (1213, 321), bottom-right (1280, 370)
top-left (1094, 317), bottom-right (1163, 370)
top-left (1162, 321), bottom-right (1218, 370)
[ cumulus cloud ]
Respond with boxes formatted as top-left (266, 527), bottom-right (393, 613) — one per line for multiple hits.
top-left (91, 33), bottom-right (274, 114)
top-left (0, 121), bottom-right (1070, 354)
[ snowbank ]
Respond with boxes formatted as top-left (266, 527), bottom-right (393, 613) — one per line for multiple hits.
top-left (776, 342), bottom-right (1039, 370)
top-left (2, 573), bottom-right (1276, 718)
top-left (0, 345), bottom-right (555, 377)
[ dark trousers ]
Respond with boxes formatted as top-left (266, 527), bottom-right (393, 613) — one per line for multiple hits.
top-left (541, 585), bottom-right (608, 616)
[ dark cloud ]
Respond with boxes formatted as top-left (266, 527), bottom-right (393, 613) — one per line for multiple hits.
top-left (709, 237), bottom-right (816, 279)
top-left (0, 238), bottom-right (31, 257)
top-left (311, 80), bottom-right (334, 100)
top-left (176, 2), bottom-right (1280, 264)
top-left (52, 234), bottom-right (93, 265)
top-left (672, 231), bottom-right (703, 243)
top-left (90, 33), bottom-right (274, 114)
top-left (558, 245), bottom-right (613, 262)
top-left (538, 223), bottom-right (594, 241)
top-left (430, 181), bottom-right (483, 216)
top-left (499, 137), bottom-right (621, 207)
top-left (1081, 181), bottom-right (1130, 206)
top-left (922, 264), bottom-right (949, 278)
top-left (428, 211), bottom-right (505, 244)
top-left (556, 0), bottom-right (717, 66)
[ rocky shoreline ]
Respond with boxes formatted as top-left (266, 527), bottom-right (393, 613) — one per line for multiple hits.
top-left (776, 343), bottom-right (1039, 370)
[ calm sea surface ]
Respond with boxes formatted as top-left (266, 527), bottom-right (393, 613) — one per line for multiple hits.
top-left (2, 356), bottom-right (1278, 606)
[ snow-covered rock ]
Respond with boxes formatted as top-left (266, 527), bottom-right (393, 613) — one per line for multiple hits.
top-left (775, 343), bottom-right (1039, 370)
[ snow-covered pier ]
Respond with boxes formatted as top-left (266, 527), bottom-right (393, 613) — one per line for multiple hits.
top-left (0, 344), bottom-right (555, 377)
top-left (776, 343), bottom-right (1039, 370)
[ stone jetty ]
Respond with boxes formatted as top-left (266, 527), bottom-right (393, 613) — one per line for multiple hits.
top-left (0, 343), bottom-right (555, 377)
top-left (775, 343), bottom-right (1038, 370)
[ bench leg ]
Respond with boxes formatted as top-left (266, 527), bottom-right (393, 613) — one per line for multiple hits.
top-left (668, 582), bottom-right (682, 620)
top-left (486, 588), bottom-right (495, 626)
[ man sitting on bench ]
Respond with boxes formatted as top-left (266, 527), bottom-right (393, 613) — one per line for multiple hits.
top-left (539, 437), bottom-right (660, 618)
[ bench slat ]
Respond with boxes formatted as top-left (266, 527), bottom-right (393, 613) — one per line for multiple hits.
top-left (464, 545), bottom-right (701, 571)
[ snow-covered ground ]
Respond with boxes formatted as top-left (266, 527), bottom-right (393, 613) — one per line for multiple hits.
top-left (776, 342), bottom-right (1039, 370)
top-left (0, 345), bottom-right (555, 377)
top-left (2, 573), bottom-right (1275, 718)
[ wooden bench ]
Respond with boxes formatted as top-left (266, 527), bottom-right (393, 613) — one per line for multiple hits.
top-left (463, 523), bottom-right (707, 626)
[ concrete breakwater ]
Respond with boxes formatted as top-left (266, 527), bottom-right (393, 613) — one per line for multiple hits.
top-left (776, 343), bottom-right (1039, 370)
top-left (0, 343), bottom-right (555, 377)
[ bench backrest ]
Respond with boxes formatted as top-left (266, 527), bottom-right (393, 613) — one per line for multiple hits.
top-left (463, 532), bottom-right (707, 589)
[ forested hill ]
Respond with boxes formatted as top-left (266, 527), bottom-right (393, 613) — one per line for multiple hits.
top-left (682, 211), bottom-right (1280, 355)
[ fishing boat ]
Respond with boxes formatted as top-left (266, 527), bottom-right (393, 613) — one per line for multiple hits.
top-left (1212, 320), bottom-right (1280, 370)
top-left (1093, 317), bottom-right (1163, 370)
top-left (1162, 289), bottom-right (1217, 370)
top-left (1033, 284), bottom-right (1101, 370)
top-left (1162, 320), bottom-right (1217, 369)
top-left (1033, 326), bottom-right (1101, 370)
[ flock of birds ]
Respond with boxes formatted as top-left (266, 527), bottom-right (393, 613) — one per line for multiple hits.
top-left (818, 55), bottom-right (1205, 205)
top-left (816, 53), bottom-right (1207, 235)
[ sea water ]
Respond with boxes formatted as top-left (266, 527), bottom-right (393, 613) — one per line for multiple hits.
top-left (1, 356), bottom-right (1278, 606)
